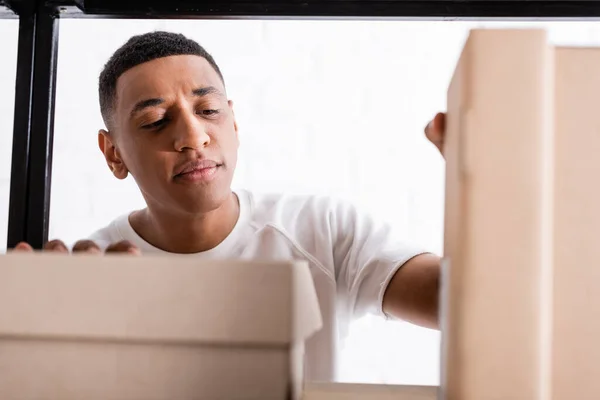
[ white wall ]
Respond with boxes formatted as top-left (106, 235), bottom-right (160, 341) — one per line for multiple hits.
top-left (2, 18), bottom-right (600, 385)
top-left (0, 19), bottom-right (18, 251)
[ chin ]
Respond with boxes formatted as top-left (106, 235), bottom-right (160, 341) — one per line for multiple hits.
top-left (174, 187), bottom-right (233, 214)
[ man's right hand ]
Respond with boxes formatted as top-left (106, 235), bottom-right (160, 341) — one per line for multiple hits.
top-left (12, 240), bottom-right (141, 255)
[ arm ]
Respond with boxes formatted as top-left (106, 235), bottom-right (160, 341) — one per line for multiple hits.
top-left (382, 253), bottom-right (441, 330)
top-left (381, 112), bottom-right (446, 329)
top-left (332, 113), bottom-right (447, 330)
top-left (331, 199), bottom-right (438, 328)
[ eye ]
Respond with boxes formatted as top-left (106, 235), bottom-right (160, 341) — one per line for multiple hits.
top-left (199, 109), bottom-right (220, 116)
top-left (141, 118), bottom-right (168, 130)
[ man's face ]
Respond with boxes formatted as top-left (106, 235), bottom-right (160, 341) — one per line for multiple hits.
top-left (100, 55), bottom-right (239, 215)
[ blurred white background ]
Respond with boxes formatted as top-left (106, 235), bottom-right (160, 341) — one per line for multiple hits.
top-left (1, 17), bottom-right (600, 385)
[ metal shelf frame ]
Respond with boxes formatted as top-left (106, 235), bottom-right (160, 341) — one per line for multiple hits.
top-left (2, 0), bottom-right (600, 248)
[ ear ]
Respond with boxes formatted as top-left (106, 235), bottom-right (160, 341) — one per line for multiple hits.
top-left (228, 99), bottom-right (239, 144)
top-left (98, 129), bottom-right (129, 180)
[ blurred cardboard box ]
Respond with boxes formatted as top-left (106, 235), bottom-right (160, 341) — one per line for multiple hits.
top-left (0, 253), bottom-right (321, 400)
top-left (443, 28), bottom-right (600, 400)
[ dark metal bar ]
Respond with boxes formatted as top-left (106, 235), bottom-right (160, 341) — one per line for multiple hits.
top-left (68, 0), bottom-right (600, 19)
top-left (7, 2), bottom-right (59, 249)
top-left (7, 10), bottom-right (36, 249)
top-left (25, 4), bottom-right (59, 249)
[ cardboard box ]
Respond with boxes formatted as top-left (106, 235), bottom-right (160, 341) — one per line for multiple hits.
top-left (443, 28), bottom-right (600, 400)
top-left (442, 29), bottom-right (554, 400)
top-left (552, 46), bottom-right (600, 400)
top-left (0, 253), bottom-right (322, 400)
top-left (303, 382), bottom-right (436, 400)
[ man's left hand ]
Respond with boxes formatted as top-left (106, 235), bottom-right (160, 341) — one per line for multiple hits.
top-left (424, 112), bottom-right (446, 157)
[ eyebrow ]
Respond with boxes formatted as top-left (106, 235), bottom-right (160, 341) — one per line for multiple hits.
top-left (130, 98), bottom-right (164, 117)
top-left (192, 86), bottom-right (223, 98)
top-left (130, 86), bottom-right (224, 117)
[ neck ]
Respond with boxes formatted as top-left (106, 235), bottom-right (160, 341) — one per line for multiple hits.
top-left (130, 192), bottom-right (240, 254)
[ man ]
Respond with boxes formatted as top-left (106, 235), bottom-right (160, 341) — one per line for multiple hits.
top-left (14, 31), bottom-right (447, 382)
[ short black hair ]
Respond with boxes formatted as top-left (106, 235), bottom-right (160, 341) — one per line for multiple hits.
top-left (98, 31), bottom-right (224, 128)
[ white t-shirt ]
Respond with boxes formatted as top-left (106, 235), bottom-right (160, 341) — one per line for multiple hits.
top-left (88, 189), bottom-right (428, 382)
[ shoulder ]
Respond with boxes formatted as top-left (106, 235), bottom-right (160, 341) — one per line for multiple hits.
top-left (86, 213), bottom-right (131, 250)
top-left (244, 189), bottom-right (353, 232)
top-left (242, 189), bottom-right (379, 255)
top-left (247, 189), bottom-right (416, 254)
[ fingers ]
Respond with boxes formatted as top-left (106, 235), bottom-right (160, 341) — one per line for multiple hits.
top-left (424, 112), bottom-right (445, 142)
top-left (70, 240), bottom-right (139, 255)
top-left (72, 240), bottom-right (102, 254)
top-left (13, 242), bottom-right (34, 252)
top-left (424, 112), bottom-right (446, 154)
top-left (105, 240), bottom-right (141, 255)
top-left (11, 239), bottom-right (141, 256)
top-left (43, 239), bottom-right (69, 253)
top-left (434, 112), bottom-right (446, 134)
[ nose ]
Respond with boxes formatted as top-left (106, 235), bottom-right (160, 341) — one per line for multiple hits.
top-left (173, 110), bottom-right (211, 151)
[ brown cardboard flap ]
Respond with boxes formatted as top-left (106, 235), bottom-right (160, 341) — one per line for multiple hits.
top-left (0, 253), bottom-right (322, 346)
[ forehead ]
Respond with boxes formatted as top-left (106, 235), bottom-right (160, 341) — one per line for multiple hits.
top-left (115, 54), bottom-right (224, 112)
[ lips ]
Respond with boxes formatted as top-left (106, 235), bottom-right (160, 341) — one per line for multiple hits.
top-left (173, 159), bottom-right (222, 182)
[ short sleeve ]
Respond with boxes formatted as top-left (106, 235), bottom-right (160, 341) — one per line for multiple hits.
top-left (331, 201), bottom-right (429, 320)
